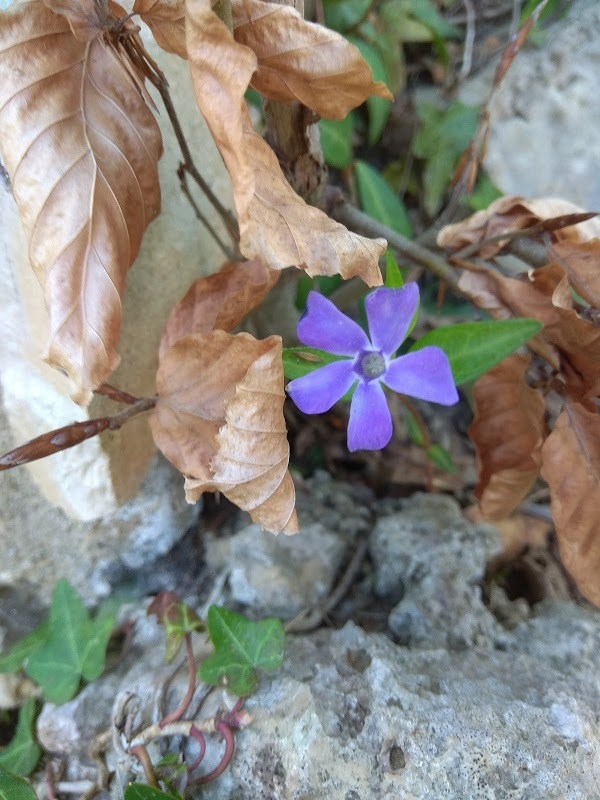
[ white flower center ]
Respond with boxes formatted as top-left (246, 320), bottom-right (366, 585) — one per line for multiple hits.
top-left (360, 351), bottom-right (386, 379)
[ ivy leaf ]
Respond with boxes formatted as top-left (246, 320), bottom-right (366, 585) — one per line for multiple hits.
top-left (323, 0), bottom-right (371, 32)
top-left (0, 765), bottom-right (37, 800)
top-left (0, 700), bottom-right (40, 777)
top-left (0, 623), bottom-right (49, 674)
top-left (25, 580), bottom-right (115, 704)
top-left (147, 591), bottom-right (205, 663)
top-left (384, 251), bottom-right (404, 288)
top-left (347, 37), bottom-right (391, 143)
top-left (410, 319), bottom-right (542, 385)
top-left (199, 607), bottom-right (284, 696)
top-left (124, 785), bottom-right (181, 800)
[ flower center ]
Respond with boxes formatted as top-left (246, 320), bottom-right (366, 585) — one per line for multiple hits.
top-left (359, 351), bottom-right (386, 380)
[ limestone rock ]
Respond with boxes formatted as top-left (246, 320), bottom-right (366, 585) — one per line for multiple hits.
top-left (459, 0), bottom-right (600, 209)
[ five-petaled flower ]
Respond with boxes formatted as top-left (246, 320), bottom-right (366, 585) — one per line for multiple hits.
top-left (287, 284), bottom-right (459, 451)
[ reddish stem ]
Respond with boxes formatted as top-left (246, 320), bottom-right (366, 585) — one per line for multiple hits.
top-left (187, 725), bottom-right (207, 773)
top-left (160, 633), bottom-right (196, 728)
top-left (94, 383), bottom-right (141, 405)
top-left (195, 720), bottom-right (235, 784)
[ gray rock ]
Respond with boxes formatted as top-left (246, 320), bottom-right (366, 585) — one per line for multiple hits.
top-left (204, 522), bottom-right (348, 618)
top-left (459, 0), bottom-right (600, 209)
top-left (369, 494), bottom-right (504, 649)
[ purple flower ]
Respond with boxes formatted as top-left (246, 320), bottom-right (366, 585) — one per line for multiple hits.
top-left (287, 284), bottom-right (459, 451)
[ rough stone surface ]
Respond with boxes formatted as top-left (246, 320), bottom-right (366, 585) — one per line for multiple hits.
top-left (459, 0), bottom-right (600, 209)
top-left (0, 20), bottom-right (228, 592)
top-left (31, 490), bottom-right (600, 800)
top-left (369, 494), bottom-right (504, 649)
top-left (205, 522), bottom-right (348, 619)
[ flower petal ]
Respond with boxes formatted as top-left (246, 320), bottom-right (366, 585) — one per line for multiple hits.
top-left (298, 291), bottom-right (369, 356)
top-left (287, 360), bottom-right (356, 414)
top-left (348, 380), bottom-right (393, 451)
top-left (365, 283), bottom-right (420, 356)
top-left (383, 346), bottom-right (459, 405)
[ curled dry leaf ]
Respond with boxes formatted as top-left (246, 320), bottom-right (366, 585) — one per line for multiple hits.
top-left (469, 354), bottom-right (546, 520)
top-left (541, 401), bottom-right (600, 606)
top-left (459, 265), bottom-right (600, 398)
top-left (238, 109), bottom-right (385, 283)
top-left (551, 238), bottom-right (600, 309)
top-left (0, 0), bottom-right (162, 403)
top-left (231, 0), bottom-right (392, 119)
top-left (133, 0), bottom-right (187, 59)
top-left (150, 331), bottom-right (297, 534)
top-left (437, 196), bottom-right (600, 259)
top-left (159, 260), bottom-right (279, 357)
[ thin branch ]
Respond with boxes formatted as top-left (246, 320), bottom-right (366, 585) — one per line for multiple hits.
top-left (177, 166), bottom-right (237, 260)
top-left (129, 744), bottom-right (159, 788)
top-left (94, 383), bottom-right (141, 405)
top-left (131, 717), bottom-right (237, 747)
top-left (326, 188), bottom-right (462, 292)
top-left (459, 0), bottom-right (476, 81)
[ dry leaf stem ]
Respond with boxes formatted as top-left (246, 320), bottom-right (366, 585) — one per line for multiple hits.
top-left (326, 189), bottom-right (461, 292)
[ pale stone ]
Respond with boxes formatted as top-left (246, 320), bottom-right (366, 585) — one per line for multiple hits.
top-left (0, 16), bottom-right (232, 590)
top-left (459, 0), bottom-right (600, 209)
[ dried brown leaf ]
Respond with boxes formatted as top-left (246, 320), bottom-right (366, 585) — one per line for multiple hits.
top-left (551, 238), bottom-right (600, 309)
top-left (150, 331), bottom-right (296, 533)
top-left (231, 0), bottom-right (392, 119)
top-left (237, 109), bottom-right (385, 283)
top-left (159, 260), bottom-right (279, 356)
top-left (0, 0), bottom-right (162, 403)
top-left (134, 0), bottom-right (186, 59)
top-left (459, 265), bottom-right (600, 398)
top-left (469, 354), bottom-right (546, 520)
top-left (438, 197), bottom-right (600, 259)
top-left (541, 400), bottom-right (600, 606)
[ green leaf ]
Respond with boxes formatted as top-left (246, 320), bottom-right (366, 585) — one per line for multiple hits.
top-left (384, 250), bottom-right (404, 288)
top-left (283, 347), bottom-right (348, 381)
top-left (348, 37), bottom-right (391, 143)
top-left (124, 785), bottom-right (180, 800)
top-left (409, 0), bottom-right (462, 39)
top-left (244, 88), bottom-right (262, 108)
top-left (0, 765), bottom-right (37, 800)
top-left (355, 160), bottom-right (412, 237)
top-left (426, 444), bottom-right (457, 473)
top-left (319, 116), bottom-right (354, 169)
top-left (0, 700), bottom-right (40, 777)
top-left (404, 409), bottom-right (424, 446)
top-left (25, 579), bottom-right (116, 703)
top-left (0, 622), bottom-right (49, 674)
top-left (466, 173), bottom-right (503, 211)
top-left (323, 0), bottom-right (371, 31)
top-left (409, 319), bottom-right (543, 385)
top-left (412, 101), bottom-right (479, 216)
top-left (199, 607), bottom-right (284, 697)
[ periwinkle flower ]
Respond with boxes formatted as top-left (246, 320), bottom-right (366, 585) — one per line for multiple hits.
top-left (287, 284), bottom-right (458, 451)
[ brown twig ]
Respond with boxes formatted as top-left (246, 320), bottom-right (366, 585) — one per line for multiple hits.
top-left (130, 744), bottom-right (159, 788)
top-left (94, 383), bottom-right (141, 405)
top-left (326, 188), bottom-right (462, 293)
top-left (177, 166), bottom-right (237, 260)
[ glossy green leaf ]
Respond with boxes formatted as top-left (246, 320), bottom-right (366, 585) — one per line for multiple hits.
top-left (199, 607), bottom-right (284, 697)
top-left (0, 766), bottom-right (36, 800)
top-left (0, 700), bottom-right (40, 777)
top-left (384, 250), bottom-right (404, 288)
top-left (410, 319), bottom-right (543, 385)
top-left (25, 579), bottom-right (116, 703)
top-left (413, 101), bottom-right (479, 216)
top-left (348, 37), bottom-right (391, 143)
top-left (427, 444), bottom-right (457, 473)
top-left (323, 0), bottom-right (371, 31)
top-left (319, 116), bottom-right (354, 169)
top-left (124, 785), bottom-right (180, 800)
top-left (283, 347), bottom-right (348, 381)
top-left (0, 623), bottom-right (48, 674)
top-left (355, 160), bottom-right (412, 237)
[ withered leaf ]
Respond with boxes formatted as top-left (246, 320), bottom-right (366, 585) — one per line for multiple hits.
top-left (438, 196), bottom-right (600, 259)
top-left (541, 400), bottom-right (600, 607)
top-left (150, 331), bottom-right (296, 534)
top-left (231, 0), bottom-right (392, 119)
top-left (159, 260), bottom-right (279, 357)
top-left (186, 0), bottom-right (257, 220)
top-left (469, 354), bottom-right (546, 519)
top-left (134, 0), bottom-right (186, 59)
top-left (551, 238), bottom-right (600, 309)
top-left (238, 109), bottom-right (385, 283)
top-left (0, 0), bottom-right (162, 403)
top-left (459, 265), bottom-right (600, 398)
